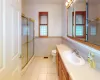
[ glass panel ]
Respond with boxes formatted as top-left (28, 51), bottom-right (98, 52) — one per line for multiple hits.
top-left (21, 17), bottom-right (28, 69)
top-left (76, 25), bottom-right (84, 36)
top-left (22, 44), bottom-right (28, 69)
top-left (88, 21), bottom-right (100, 46)
top-left (22, 17), bottom-right (28, 44)
top-left (76, 14), bottom-right (84, 24)
top-left (40, 25), bottom-right (47, 36)
top-left (91, 26), bottom-right (96, 35)
top-left (28, 41), bottom-right (33, 61)
top-left (28, 20), bottom-right (34, 61)
top-left (40, 16), bottom-right (47, 24)
top-left (28, 21), bottom-right (34, 41)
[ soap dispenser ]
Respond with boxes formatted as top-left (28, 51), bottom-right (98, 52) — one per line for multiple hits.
top-left (88, 52), bottom-right (91, 63)
top-left (88, 52), bottom-right (96, 68)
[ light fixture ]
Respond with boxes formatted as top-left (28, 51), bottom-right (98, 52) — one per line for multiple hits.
top-left (65, 0), bottom-right (74, 9)
top-left (65, 2), bottom-right (68, 6)
top-left (68, 0), bottom-right (71, 2)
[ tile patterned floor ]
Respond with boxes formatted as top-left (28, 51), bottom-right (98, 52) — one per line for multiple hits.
top-left (21, 57), bottom-right (59, 80)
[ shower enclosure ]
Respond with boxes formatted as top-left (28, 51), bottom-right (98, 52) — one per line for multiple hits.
top-left (21, 15), bottom-right (34, 69)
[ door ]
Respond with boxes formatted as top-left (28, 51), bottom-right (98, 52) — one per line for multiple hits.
top-left (28, 19), bottom-right (34, 61)
top-left (21, 16), bottom-right (28, 69)
top-left (62, 69), bottom-right (67, 80)
top-left (58, 59), bottom-right (62, 80)
top-left (0, 0), bottom-right (21, 80)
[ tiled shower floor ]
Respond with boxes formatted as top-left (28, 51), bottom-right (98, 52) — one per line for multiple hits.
top-left (21, 57), bottom-right (59, 80)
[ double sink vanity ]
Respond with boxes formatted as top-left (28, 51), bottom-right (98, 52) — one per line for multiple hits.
top-left (56, 44), bottom-right (100, 80)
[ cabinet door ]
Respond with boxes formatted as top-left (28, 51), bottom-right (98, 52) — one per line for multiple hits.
top-left (62, 70), bottom-right (67, 80)
top-left (56, 48), bottom-right (59, 75)
top-left (58, 59), bottom-right (62, 80)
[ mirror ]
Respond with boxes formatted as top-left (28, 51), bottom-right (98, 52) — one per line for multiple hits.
top-left (67, 0), bottom-right (86, 41)
top-left (67, 0), bottom-right (87, 41)
top-left (73, 0), bottom-right (86, 41)
top-left (88, 0), bottom-right (100, 46)
top-left (67, 0), bottom-right (100, 48)
top-left (67, 4), bottom-right (74, 37)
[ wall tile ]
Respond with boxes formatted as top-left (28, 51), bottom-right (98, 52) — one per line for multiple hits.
top-left (34, 37), bottom-right (62, 56)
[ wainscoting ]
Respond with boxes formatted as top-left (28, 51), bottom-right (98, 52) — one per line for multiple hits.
top-left (34, 37), bottom-right (62, 56)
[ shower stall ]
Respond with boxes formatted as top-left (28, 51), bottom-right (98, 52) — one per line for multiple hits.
top-left (21, 15), bottom-right (34, 69)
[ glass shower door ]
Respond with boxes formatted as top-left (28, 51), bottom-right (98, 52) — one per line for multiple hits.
top-left (28, 19), bottom-right (34, 61)
top-left (21, 16), bottom-right (28, 69)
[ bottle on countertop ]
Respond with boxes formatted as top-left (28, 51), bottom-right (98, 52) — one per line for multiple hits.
top-left (88, 52), bottom-right (96, 69)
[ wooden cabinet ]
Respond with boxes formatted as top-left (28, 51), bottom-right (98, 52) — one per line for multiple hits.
top-left (58, 60), bottom-right (62, 80)
top-left (62, 69), bottom-right (67, 80)
top-left (56, 48), bottom-right (71, 80)
top-left (56, 48), bottom-right (59, 75)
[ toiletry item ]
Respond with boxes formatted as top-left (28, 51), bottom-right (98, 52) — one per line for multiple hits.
top-left (88, 52), bottom-right (96, 68)
top-left (88, 52), bottom-right (91, 63)
top-left (92, 59), bottom-right (96, 68)
top-left (90, 57), bottom-right (95, 68)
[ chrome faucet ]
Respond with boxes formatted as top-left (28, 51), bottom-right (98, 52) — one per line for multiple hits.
top-left (72, 49), bottom-right (81, 58)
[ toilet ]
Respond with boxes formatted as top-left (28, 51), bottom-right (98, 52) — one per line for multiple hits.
top-left (51, 50), bottom-right (56, 62)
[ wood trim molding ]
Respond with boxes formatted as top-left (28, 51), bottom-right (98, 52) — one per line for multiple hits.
top-left (62, 36), bottom-right (100, 50)
top-left (74, 11), bottom-right (86, 38)
top-left (39, 12), bottom-right (48, 37)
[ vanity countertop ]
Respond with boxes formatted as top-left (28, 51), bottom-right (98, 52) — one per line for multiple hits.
top-left (56, 44), bottom-right (100, 80)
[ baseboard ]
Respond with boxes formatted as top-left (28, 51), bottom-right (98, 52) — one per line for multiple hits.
top-left (21, 56), bottom-right (34, 76)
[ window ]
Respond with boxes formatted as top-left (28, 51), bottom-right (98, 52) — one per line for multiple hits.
top-left (76, 25), bottom-right (84, 36)
top-left (74, 11), bottom-right (86, 38)
top-left (91, 26), bottom-right (96, 35)
top-left (39, 12), bottom-right (48, 37)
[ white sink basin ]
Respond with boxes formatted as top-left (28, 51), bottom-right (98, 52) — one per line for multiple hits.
top-left (63, 51), bottom-right (85, 66)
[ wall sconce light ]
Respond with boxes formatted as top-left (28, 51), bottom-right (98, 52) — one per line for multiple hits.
top-left (65, 0), bottom-right (74, 9)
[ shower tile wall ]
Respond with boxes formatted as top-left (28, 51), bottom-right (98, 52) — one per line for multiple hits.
top-left (62, 37), bottom-right (100, 71)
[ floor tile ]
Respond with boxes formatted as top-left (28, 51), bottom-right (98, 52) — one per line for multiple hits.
top-left (38, 74), bottom-right (46, 80)
top-left (40, 68), bottom-right (47, 74)
top-left (21, 57), bottom-right (58, 80)
top-left (47, 68), bottom-right (57, 74)
top-left (47, 62), bottom-right (56, 68)
top-left (47, 74), bottom-right (57, 80)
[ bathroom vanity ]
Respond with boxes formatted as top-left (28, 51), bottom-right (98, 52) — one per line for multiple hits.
top-left (56, 45), bottom-right (72, 80)
top-left (56, 44), bottom-right (100, 80)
